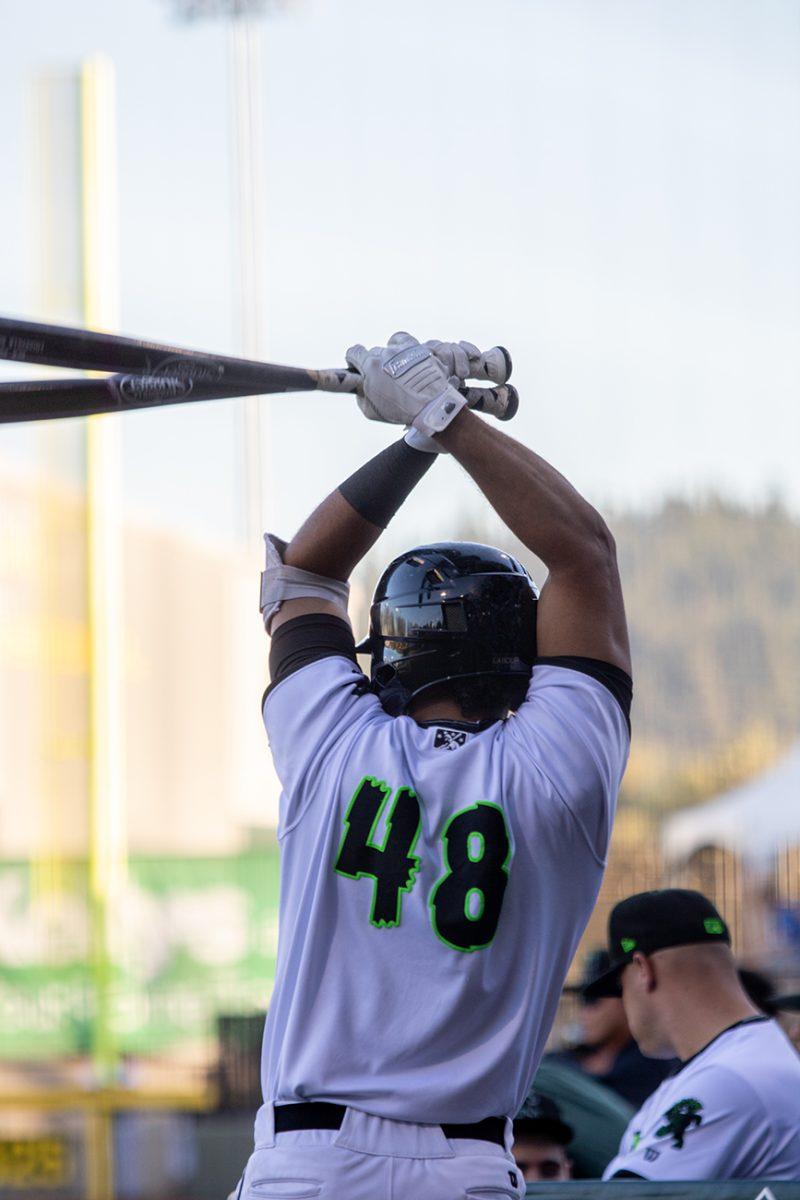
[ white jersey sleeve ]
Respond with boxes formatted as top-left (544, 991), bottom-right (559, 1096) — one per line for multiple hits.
top-left (262, 616), bottom-right (388, 834)
top-left (605, 1066), bottom-right (772, 1180)
top-left (605, 1018), bottom-right (800, 1181)
top-left (503, 661), bottom-right (631, 864)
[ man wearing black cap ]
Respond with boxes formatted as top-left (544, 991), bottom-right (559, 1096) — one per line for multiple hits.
top-left (552, 949), bottom-right (676, 1108)
top-left (512, 1093), bottom-right (574, 1182)
top-left (584, 889), bottom-right (800, 1180)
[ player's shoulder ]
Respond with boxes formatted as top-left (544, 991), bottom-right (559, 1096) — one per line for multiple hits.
top-left (701, 1015), bottom-right (798, 1067)
top-left (503, 658), bottom-right (631, 804)
top-left (262, 651), bottom-right (389, 763)
top-left (264, 648), bottom-right (365, 702)
top-left (673, 1018), bottom-right (800, 1119)
top-left (629, 1070), bottom-right (678, 1128)
top-left (524, 657), bottom-right (632, 731)
top-left (707, 1018), bottom-right (800, 1094)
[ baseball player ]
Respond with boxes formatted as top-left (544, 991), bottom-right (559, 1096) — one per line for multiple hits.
top-left (237, 333), bottom-right (631, 1199)
top-left (586, 889), bottom-right (800, 1180)
top-left (512, 1093), bottom-right (574, 1182)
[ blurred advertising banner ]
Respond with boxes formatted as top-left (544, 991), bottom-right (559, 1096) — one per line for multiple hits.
top-left (0, 851), bottom-right (279, 1057)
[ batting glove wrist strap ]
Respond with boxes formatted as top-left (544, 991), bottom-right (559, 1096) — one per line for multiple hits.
top-left (411, 387), bottom-right (465, 437)
top-left (259, 534), bottom-right (350, 634)
top-left (403, 427), bottom-right (447, 454)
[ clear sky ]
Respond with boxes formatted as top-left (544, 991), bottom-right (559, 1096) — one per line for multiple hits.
top-left (1, 0), bottom-right (798, 555)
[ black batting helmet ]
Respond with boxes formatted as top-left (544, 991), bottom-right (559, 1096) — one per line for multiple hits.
top-left (356, 542), bottom-right (538, 715)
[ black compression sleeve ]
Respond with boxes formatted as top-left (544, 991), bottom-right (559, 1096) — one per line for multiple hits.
top-left (267, 614), bottom-right (359, 695)
top-left (338, 436), bottom-right (436, 528)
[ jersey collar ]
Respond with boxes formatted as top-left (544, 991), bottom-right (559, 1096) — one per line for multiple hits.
top-left (672, 1015), bottom-right (771, 1075)
top-left (417, 718), bottom-right (499, 733)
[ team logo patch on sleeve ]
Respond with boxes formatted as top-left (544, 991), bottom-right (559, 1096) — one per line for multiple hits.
top-left (656, 1098), bottom-right (703, 1149)
top-left (434, 728), bottom-right (468, 751)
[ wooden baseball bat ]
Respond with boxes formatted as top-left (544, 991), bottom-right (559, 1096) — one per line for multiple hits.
top-left (0, 316), bottom-right (518, 424)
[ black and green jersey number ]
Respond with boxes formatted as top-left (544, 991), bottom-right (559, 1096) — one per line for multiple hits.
top-left (334, 776), bottom-right (422, 928)
top-left (429, 802), bottom-right (511, 952)
top-left (335, 778), bottom-right (511, 951)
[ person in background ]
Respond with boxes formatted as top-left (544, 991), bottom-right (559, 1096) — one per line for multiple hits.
top-left (586, 889), bottom-right (800, 1181)
top-left (549, 949), bottom-right (676, 1108)
top-left (738, 966), bottom-right (781, 1016)
top-left (739, 965), bottom-right (800, 1054)
top-left (774, 991), bottom-right (800, 1053)
top-left (525, 1057), bottom-right (634, 1179)
top-left (512, 1093), bottom-right (573, 1183)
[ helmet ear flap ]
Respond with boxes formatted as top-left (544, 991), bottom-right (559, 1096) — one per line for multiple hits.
top-left (370, 664), bottom-right (413, 716)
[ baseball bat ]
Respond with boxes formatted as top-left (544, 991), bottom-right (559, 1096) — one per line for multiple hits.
top-left (0, 316), bottom-right (518, 424)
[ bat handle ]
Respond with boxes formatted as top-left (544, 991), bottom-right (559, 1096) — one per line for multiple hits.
top-left (317, 369), bottom-right (519, 423)
top-left (459, 384), bottom-right (519, 422)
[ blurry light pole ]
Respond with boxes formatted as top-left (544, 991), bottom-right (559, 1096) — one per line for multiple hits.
top-left (33, 57), bottom-right (125, 1106)
top-left (168, 0), bottom-right (290, 544)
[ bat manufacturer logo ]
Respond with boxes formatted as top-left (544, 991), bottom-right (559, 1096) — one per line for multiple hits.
top-left (116, 375), bottom-right (194, 404)
top-left (149, 356), bottom-right (226, 384)
top-left (0, 334), bottom-right (46, 360)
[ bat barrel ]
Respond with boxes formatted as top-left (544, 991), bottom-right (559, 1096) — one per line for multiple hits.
top-left (0, 315), bottom-right (318, 394)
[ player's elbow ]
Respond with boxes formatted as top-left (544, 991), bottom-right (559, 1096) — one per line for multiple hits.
top-left (543, 506), bottom-right (619, 579)
top-left (574, 512), bottom-right (618, 574)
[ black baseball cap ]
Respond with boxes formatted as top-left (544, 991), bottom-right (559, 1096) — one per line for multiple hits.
top-left (514, 1092), bottom-right (573, 1146)
top-left (583, 889), bottom-right (731, 1001)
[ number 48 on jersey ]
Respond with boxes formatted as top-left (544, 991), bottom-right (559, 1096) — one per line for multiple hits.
top-left (334, 775), bottom-right (512, 953)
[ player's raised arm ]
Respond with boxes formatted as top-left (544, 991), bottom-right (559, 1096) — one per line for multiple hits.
top-left (437, 410), bottom-right (631, 675)
top-left (263, 332), bottom-right (474, 634)
top-left (262, 430), bottom-right (440, 635)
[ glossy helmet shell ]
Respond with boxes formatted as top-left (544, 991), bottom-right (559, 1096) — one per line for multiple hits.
top-left (357, 542), bottom-right (538, 714)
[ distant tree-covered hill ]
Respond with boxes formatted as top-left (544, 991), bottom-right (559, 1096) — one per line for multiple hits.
top-left (615, 498), bottom-right (798, 746)
top-left (448, 496), bottom-right (799, 809)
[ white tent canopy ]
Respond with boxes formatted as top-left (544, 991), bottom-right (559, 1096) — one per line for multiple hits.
top-left (663, 742), bottom-right (800, 862)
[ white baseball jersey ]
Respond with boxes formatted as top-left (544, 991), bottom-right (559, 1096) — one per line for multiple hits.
top-left (259, 636), bottom-right (629, 1125)
top-left (604, 1016), bottom-right (800, 1180)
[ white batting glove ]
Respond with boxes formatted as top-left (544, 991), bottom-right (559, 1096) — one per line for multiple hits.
top-left (345, 332), bottom-right (466, 438)
top-left (404, 339), bottom-right (512, 451)
top-left (425, 339), bottom-right (513, 386)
